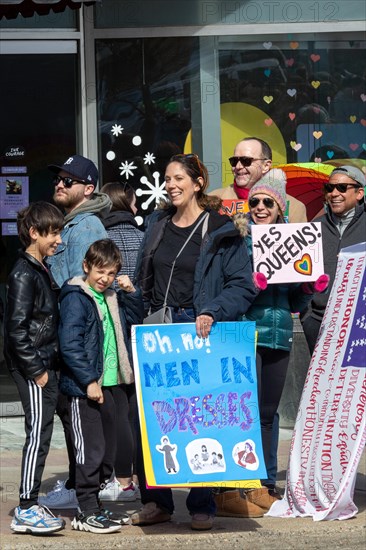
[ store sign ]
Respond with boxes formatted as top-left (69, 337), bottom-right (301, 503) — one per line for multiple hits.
top-left (3, 146), bottom-right (25, 158)
top-left (0, 176), bottom-right (29, 219)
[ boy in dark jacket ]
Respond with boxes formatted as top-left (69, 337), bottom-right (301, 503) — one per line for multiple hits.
top-left (58, 239), bottom-right (143, 534)
top-left (4, 202), bottom-right (65, 535)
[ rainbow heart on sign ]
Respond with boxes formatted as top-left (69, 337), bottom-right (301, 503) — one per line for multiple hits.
top-left (294, 254), bottom-right (312, 276)
top-left (263, 96), bottom-right (273, 104)
top-left (311, 81), bottom-right (321, 89)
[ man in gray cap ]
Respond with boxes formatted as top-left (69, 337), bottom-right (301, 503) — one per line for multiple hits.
top-left (301, 165), bottom-right (365, 354)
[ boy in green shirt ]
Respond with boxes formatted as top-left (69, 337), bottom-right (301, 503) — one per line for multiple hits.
top-left (58, 239), bottom-right (143, 534)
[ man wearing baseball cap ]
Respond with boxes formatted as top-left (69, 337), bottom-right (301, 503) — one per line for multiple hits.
top-left (301, 164), bottom-right (366, 354)
top-left (46, 154), bottom-right (111, 287)
top-left (39, 154), bottom-right (111, 510)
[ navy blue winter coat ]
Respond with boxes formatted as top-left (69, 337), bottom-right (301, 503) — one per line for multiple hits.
top-left (58, 276), bottom-right (144, 398)
top-left (135, 207), bottom-right (256, 321)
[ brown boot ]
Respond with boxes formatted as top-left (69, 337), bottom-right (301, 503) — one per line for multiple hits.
top-left (214, 489), bottom-right (264, 518)
top-left (245, 487), bottom-right (281, 512)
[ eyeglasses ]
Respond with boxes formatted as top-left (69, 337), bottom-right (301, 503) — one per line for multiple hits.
top-left (229, 156), bottom-right (267, 168)
top-left (249, 197), bottom-right (276, 209)
top-left (323, 183), bottom-right (360, 193)
top-left (53, 175), bottom-right (87, 188)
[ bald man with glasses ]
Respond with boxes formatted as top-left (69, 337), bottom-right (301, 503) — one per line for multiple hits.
top-left (209, 137), bottom-right (307, 223)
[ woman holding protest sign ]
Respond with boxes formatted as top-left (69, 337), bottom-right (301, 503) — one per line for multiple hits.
top-left (132, 153), bottom-right (256, 531)
top-left (214, 170), bottom-right (329, 518)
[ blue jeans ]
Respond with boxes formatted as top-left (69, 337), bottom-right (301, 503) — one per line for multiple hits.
top-left (266, 412), bottom-right (279, 487)
top-left (136, 307), bottom-right (216, 516)
top-left (256, 347), bottom-right (290, 488)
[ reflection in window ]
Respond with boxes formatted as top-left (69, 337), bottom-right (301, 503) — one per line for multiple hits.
top-left (218, 39), bottom-right (366, 164)
top-left (96, 37), bottom-right (197, 216)
top-left (96, 36), bottom-right (366, 219)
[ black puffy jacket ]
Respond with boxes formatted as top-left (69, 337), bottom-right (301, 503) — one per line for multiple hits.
top-left (4, 251), bottom-right (60, 379)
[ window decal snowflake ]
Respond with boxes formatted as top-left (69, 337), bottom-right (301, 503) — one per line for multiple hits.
top-left (144, 152), bottom-right (156, 165)
top-left (119, 160), bottom-right (137, 179)
top-left (136, 171), bottom-right (167, 210)
top-left (111, 124), bottom-right (124, 137)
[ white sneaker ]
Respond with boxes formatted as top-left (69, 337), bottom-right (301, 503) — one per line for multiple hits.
top-left (11, 504), bottom-right (65, 534)
top-left (99, 479), bottom-right (140, 502)
top-left (38, 479), bottom-right (79, 509)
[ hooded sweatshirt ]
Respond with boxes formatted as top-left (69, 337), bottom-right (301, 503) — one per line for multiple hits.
top-left (48, 193), bottom-right (112, 287)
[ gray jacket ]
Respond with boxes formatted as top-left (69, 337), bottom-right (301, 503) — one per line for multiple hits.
top-left (306, 204), bottom-right (365, 322)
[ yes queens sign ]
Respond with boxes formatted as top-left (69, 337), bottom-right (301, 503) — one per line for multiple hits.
top-left (268, 242), bottom-right (366, 521)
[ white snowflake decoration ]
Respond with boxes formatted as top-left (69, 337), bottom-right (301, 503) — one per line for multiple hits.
top-left (111, 124), bottom-right (124, 137)
top-left (119, 160), bottom-right (137, 180)
top-left (144, 152), bottom-right (156, 165)
top-left (136, 171), bottom-right (167, 210)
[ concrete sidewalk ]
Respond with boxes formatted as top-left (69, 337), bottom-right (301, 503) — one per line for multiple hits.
top-left (0, 418), bottom-right (365, 549)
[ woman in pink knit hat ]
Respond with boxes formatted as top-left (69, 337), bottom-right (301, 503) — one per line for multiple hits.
top-left (215, 169), bottom-right (329, 518)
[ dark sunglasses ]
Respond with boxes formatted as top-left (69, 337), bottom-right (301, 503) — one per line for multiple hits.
top-left (53, 175), bottom-right (87, 188)
top-left (249, 197), bottom-right (276, 209)
top-left (229, 156), bottom-right (267, 168)
top-left (171, 153), bottom-right (200, 163)
top-left (170, 153), bottom-right (204, 176)
top-left (323, 183), bottom-right (360, 193)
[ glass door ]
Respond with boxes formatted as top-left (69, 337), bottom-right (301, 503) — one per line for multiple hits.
top-left (0, 44), bottom-right (79, 413)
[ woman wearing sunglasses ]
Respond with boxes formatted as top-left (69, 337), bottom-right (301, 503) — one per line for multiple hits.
top-left (215, 170), bottom-right (327, 518)
top-left (132, 153), bottom-right (257, 531)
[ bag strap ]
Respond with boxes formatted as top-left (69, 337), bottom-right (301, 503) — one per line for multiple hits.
top-left (163, 212), bottom-right (209, 307)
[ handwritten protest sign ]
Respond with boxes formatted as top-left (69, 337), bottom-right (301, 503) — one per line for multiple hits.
top-left (251, 222), bottom-right (324, 284)
top-left (132, 321), bottom-right (266, 488)
top-left (220, 199), bottom-right (249, 216)
top-left (268, 242), bottom-right (366, 521)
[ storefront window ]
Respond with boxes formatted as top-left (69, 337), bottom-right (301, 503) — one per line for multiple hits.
top-left (218, 37), bottom-right (366, 185)
top-left (96, 34), bottom-right (366, 208)
top-left (96, 37), bottom-right (198, 216)
top-left (0, 52), bottom-right (78, 409)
